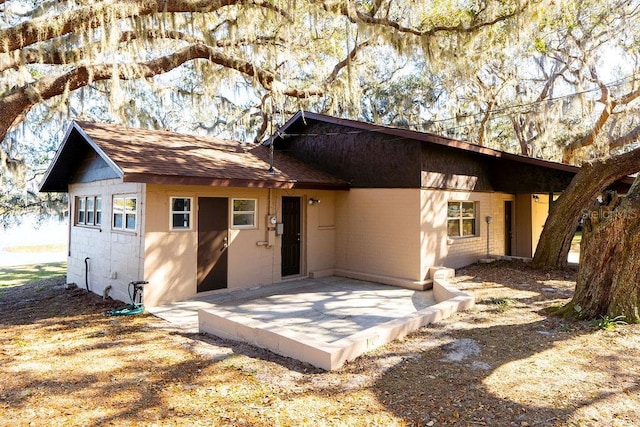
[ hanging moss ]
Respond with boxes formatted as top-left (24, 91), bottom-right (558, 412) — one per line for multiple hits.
top-left (2, 0), bottom-right (640, 172)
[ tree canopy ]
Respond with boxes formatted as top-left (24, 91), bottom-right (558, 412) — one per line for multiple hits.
top-left (2, 0), bottom-right (640, 223)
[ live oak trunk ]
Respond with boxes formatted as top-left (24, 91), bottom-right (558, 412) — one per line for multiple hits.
top-left (532, 147), bottom-right (640, 269)
top-left (569, 183), bottom-right (640, 323)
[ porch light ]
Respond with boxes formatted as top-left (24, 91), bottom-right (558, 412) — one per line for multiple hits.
top-left (485, 216), bottom-right (492, 258)
top-left (308, 198), bottom-right (321, 205)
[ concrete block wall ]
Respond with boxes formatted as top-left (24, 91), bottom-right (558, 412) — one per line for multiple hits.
top-left (335, 188), bottom-right (422, 282)
top-left (442, 191), bottom-right (491, 268)
top-left (67, 180), bottom-right (145, 304)
top-left (421, 190), bottom-right (514, 269)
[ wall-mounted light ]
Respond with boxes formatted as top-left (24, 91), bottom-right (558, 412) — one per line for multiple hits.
top-left (532, 195), bottom-right (540, 201)
top-left (308, 198), bottom-right (321, 205)
top-left (485, 216), bottom-right (492, 258)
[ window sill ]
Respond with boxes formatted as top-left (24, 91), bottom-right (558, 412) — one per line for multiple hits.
top-left (111, 229), bottom-right (138, 236)
top-left (447, 236), bottom-right (481, 245)
top-left (74, 225), bottom-right (102, 231)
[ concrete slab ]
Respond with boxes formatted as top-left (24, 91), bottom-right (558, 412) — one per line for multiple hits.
top-left (150, 274), bottom-right (474, 370)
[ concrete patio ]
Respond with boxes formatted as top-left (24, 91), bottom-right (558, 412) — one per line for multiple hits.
top-left (149, 271), bottom-right (474, 370)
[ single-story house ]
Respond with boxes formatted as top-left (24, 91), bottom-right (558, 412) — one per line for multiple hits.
top-left (40, 111), bottom-right (594, 306)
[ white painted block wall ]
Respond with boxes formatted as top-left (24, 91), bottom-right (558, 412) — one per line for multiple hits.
top-left (67, 179), bottom-right (145, 304)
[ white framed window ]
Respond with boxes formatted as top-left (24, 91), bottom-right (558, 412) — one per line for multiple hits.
top-left (95, 197), bottom-right (102, 226)
top-left (447, 201), bottom-right (477, 237)
top-left (75, 196), bottom-right (102, 227)
top-left (170, 197), bottom-right (192, 230)
top-left (86, 197), bottom-right (95, 225)
top-left (113, 195), bottom-right (137, 231)
top-left (77, 197), bottom-right (85, 224)
top-left (232, 198), bottom-right (257, 229)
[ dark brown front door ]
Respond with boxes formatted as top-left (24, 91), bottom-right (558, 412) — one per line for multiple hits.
top-left (281, 196), bottom-right (301, 276)
top-left (197, 197), bottom-right (228, 292)
top-left (504, 200), bottom-right (513, 256)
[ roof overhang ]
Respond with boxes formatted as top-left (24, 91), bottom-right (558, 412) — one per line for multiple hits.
top-left (273, 111), bottom-right (604, 180)
top-left (39, 122), bottom-right (123, 192)
top-left (123, 173), bottom-right (350, 190)
top-left (40, 120), bottom-right (350, 193)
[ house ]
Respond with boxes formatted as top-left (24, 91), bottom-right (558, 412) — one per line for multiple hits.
top-left (41, 112), bottom-right (590, 306)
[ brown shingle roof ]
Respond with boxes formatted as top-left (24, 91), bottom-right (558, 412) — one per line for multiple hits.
top-left (73, 121), bottom-right (349, 190)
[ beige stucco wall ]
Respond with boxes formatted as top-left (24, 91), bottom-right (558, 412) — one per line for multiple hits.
top-left (531, 194), bottom-right (550, 254)
top-left (67, 179), bottom-right (527, 306)
top-left (67, 179), bottom-right (145, 304)
top-left (333, 189), bottom-right (515, 285)
top-left (335, 189), bottom-right (423, 283)
top-left (514, 193), bottom-right (550, 258)
top-left (143, 185), bottom-right (337, 306)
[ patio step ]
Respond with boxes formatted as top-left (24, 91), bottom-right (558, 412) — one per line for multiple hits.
top-left (411, 279), bottom-right (433, 291)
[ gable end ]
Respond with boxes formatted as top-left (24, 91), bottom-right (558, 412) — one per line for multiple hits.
top-left (40, 123), bottom-right (123, 192)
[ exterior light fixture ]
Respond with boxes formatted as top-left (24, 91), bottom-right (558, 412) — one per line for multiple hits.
top-left (485, 216), bottom-right (492, 258)
top-left (308, 198), bottom-right (321, 205)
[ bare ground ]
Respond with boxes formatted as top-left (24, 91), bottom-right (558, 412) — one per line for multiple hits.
top-left (1, 261), bottom-right (639, 426)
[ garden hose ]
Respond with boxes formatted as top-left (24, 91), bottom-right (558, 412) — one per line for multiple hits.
top-left (104, 281), bottom-right (148, 316)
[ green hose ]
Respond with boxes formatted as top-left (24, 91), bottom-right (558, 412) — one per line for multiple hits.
top-left (105, 281), bottom-right (148, 316)
top-left (105, 303), bottom-right (144, 316)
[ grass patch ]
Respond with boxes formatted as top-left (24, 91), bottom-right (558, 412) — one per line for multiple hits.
top-left (0, 262), bottom-right (66, 288)
top-left (592, 314), bottom-right (628, 330)
top-left (486, 296), bottom-right (517, 312)
top-left (3, 244), bottom-right (66, 253)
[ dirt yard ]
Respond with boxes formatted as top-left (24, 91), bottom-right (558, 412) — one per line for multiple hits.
top-left (1, 261), bottom-right (639, 426)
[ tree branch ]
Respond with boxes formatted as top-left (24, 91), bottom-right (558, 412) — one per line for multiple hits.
top-left (563, 79), bottom-right (640, 163)
top-left (0, 43), bottom-right (325, 142)
top-left (610, 124), bottom-right (640, 151)
top-left (0, 29), bottom-right (285, 73)
top-left (510, 115), bottom-right (531, 155)
top-left (320, 0), bottom-right (528, 38)
top-left (533, 144), bottom-right (640, 269)
top-left (323, 39), bottom-right (370, 86)
top-left (0, 0), bottom-right (290, 53)
top-left (477, 99), bottom-right (495, 147)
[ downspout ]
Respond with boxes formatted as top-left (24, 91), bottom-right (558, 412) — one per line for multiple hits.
top-left (84, 257), bottom-right (90, 291)
top-left (67, 196), bottom-right (72, 257)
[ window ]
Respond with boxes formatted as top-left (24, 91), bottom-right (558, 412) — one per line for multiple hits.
top-left (113, 195), bottom-right (137, 231)
top-left (95, 197), bottom-right (102, 225)
top-left (77, 197), bottom-right (85, 224)
top-left (232, 198), bottom-right (256, 228)
top-left (75, 196), bottom-right (102, 227)
top-left (447, 201), bottom-right (476, 237)
top-left (170, 197), bottom-right (192, 230)
top-left (86, 197), bottom-right (94, 225)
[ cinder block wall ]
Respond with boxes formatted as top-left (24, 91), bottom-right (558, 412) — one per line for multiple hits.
top-left (335, 188), bottom-right (422, 281)
top-left (67, 180), bottom-right (145, 304)
top-left (429, 190), bottom-right (514, 269)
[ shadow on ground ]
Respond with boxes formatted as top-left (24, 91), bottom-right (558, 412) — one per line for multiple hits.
top-left (370, 261), bottom-right (639, 426)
